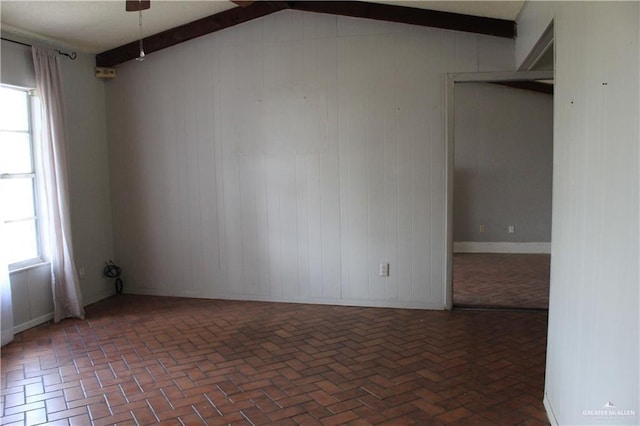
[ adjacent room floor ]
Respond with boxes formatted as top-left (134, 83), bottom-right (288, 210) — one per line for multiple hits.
top-left (1, 295), bottom-right (548, 425)
top-left (453, 253), bottom-right (551, 310)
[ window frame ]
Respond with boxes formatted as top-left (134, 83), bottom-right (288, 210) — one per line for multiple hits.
top-left (0, 84), bottom-right (44, 271)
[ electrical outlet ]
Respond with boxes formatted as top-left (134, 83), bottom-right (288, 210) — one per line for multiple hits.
top-left (379, 263), bottom-right (390, 277)
top-left (508, 225), bottom-right (515, 234)
top-left (479, 224), bottom-right (486, 233)
top-left (78, 267), bottom-right (86, 279)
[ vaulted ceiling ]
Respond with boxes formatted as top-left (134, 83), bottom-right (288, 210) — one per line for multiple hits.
top-left (1, 1), bottom-right (525, 66)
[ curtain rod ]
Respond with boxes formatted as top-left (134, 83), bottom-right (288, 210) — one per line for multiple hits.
top-left (1, 37), bottom-right (77, 60)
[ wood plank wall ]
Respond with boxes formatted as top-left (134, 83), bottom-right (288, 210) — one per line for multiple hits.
top-left (106, 10), bottom-right (514, 309)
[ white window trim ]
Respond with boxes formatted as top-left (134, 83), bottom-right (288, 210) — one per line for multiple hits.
top-left (1, 85), bottom-right (45, 271)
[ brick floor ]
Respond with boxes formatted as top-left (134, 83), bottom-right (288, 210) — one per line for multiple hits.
top-left (453, 253), bottom-right (550, 310)
top-left (1, 295), bottom-right (548, 425)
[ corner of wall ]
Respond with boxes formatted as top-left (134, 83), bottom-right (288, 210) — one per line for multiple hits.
top-left (543, 393), bottom-right (559, 426)
top-left (515, 2), bottom-right (556, 69)
top-left (60, 51), bottom-right (116, 306)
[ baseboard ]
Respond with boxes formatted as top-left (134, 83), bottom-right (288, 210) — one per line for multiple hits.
top-left (454, 241), bottom-right (551, 254)
top-left (12, 290), bottom-right (115, 334)
top-left (123, 287), bottom-right (446, 311)
top-left (83, 290), bottom-right (116, 307)
top-left (13, 312), bottom-right (54, 334)
top-left (543, 392), bottom-right (559, 426)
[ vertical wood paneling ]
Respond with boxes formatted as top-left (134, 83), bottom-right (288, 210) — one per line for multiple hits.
top-left (265, 155), bottom-right (283, 296)
top-left (280, 155), bottom-right (299, 297)
top-left (478, 35), bottom-right (515, 71)
top-left (295, 155), bottom-right (310, 298)
top-left (306, 155), bottom-right (322, 298)
top-left (515, 3), bottom-right (639, 425)
top-left (319, 149), bottom-right (342, 300)
top-left (254, 155), bottom-right (270, 296)
top-left (239, 155), bottom-right (259, 294)
top-left (197, 39), bottom-right (220, 293)
top-left (10, 272), bottom-right (30, 325)
top-left (383, 109), bottom-right (399, 301)
top-left (396, 70), bottom-right (414, 304)
top-left (107, 10), bottom-right (514, 309)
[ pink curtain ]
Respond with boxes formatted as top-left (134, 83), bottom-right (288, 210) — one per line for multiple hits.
top-left (32, 47), bottom-right (84, 322)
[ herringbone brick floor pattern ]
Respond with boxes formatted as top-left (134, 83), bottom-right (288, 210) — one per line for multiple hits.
top-left (453, 254), bottom-right (550, 310)
top-left (1, 296), bottom-right (548, 425)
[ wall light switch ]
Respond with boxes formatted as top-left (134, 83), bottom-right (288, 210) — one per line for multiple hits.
top-left (379, 263), bottom-right (390, 277)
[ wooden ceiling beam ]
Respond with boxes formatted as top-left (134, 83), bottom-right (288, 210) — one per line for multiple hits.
top-left (96, 1), bottom-right (516, 67)
top-left (288, 1), bottom-right (515, 39)
top-left (96, 1), bottom-right (288, 67)
top-left (493, 81), bottom-right (554, 96)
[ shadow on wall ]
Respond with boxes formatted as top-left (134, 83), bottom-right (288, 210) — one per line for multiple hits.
top-left (453, 82), bottom-right (553, 246)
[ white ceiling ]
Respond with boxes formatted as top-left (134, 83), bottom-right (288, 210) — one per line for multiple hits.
top-left (1, 1), bottom-right (525, 54)
top-left (374, 1), bottom-right (524, 21)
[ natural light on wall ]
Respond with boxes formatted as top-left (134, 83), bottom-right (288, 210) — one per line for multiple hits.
top-left (0, 85), bottom-right (41, 268)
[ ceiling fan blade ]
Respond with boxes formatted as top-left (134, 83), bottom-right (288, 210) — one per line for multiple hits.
top-left (231, 1), bottom-right (255, 7)
top-left (126, 0), bottom-right (151, 12)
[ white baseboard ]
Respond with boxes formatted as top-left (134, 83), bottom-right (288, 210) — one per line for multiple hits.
top-left (83, 290), bottom-right (116, 307)
top-left (13, 312), bottom-right (54, 334)
top-left (454, 241), bottom-right (551, 254)
top-left (12, 290), bottom-right (115, 334)
top-left (124, 287), bottom-right (446, 311)
top-left (543, 393), bottom-right (559, 426)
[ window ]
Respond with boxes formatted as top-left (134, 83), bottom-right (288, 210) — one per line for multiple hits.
top-left (0, 85), bottom-right (42, 269)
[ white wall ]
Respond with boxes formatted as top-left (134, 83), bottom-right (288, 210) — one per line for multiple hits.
top-left (9, 264), bottom-right (53, 333)
top-left (1, 35), bottom-right (115, 331)
top-left (106, 10), bottom-right (514, 309)
top-left (517, 2), bottom-right (639, 425)
top-left (453, 82), bottom-right (553, 244)
top-left (515, 1), bottom-right (556, 69)
top-left (60, 51), bottom-right (115, 306)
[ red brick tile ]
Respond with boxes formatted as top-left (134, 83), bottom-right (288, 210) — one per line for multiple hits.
top-left (88, 402), bottom-right (111, 420)
top-left (436, 406), bottom-right (474, 422)
top-left (454, 253), bottom-right (549, 309)
top-left (322, 410), bottom-right (359, 425)
top-left (155, 404), bottom-right (194, 421)
top-left (413, 398), bottom-right (446, 415)
top-left (131, 404), bottom-right (159, 424)
top-left (1, 295), bottom-right (548, 425)
top-left (107, 399), bottom-right (145, 416)
top-left (40, 419), bottom-right (69, 426)
top-left (309, 389), bottom-right (338, 406)
top-left (26, 390), bottom-right (64, 405)
top-left (4, 400), bottom-right (46, 416)
top-left (4, 391), bottom-right (25, 408)
top-left (268, 405), bottom-right (307, 421)
top-left (0, 413), bottom-right (25, 424)
top-left (47, 406), bottom-right (89, 422)
top-left (293, 413), bottom-right (323, 425)
top-left (92, 410), bottom-right (134, 426)
top-left (327, 398), bottom-right (362, 414)
top-left (68, 413), bottom-right (91, 425)
top-left (24, 382), bottom-right (44, 397)
top-left (25, 407), bottom-right (48, 425)
top-left (62, 386), bottom-right (84, 402)
top-left (352, 405), bottom-right (387, 424)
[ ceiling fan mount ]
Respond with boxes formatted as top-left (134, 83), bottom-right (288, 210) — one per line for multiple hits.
top-left (231, 1), bottom-right (255, 7)
top-left (126, 0), bottom-right (150, 12)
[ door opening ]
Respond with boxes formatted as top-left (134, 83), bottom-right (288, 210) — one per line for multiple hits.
top-left (444, 69), bottom-right (554, 311)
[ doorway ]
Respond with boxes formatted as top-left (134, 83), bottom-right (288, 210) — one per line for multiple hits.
top-left (444, 69), bottom-right (554, 311)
